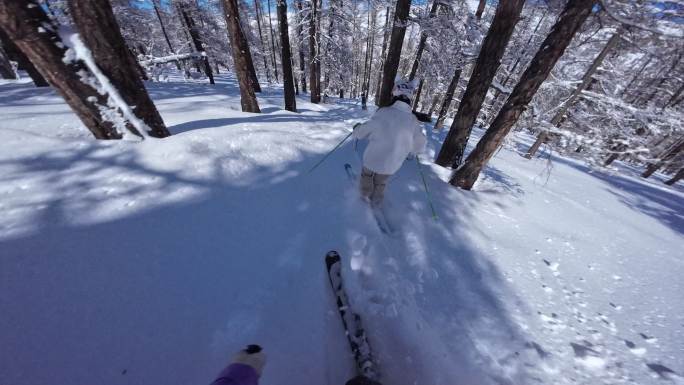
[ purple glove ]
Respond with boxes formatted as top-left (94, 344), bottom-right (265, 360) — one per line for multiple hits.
top-left (211, 345), bottom-right (266, 385)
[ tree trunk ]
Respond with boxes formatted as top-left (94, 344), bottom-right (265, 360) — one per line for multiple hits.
top-left (408, 0), bottom-right (439, 81)
top-left (377, 0), bottom-right (412, 107)
top-left (664, 82), bottom-right (684, 109)
top-left (621, 54), bottom-right (652, 98)
top-left (323, 0), bottom-right (336, 91)
top-left (0, 0), bottom-right (123, 138)
top-left (363, 6), bottom-right (376, 98)
top-left (642, 137), bottom-right (684, 178)
top-left (451, 0), bottom-right (595, 190)
top-left (435, 0), bottom-right (525, 168)
top-left (254, 0), bottom-right (272, 82)
top-left (277, 0), bottom-right (296, 112)
top-left (664, 167), bottom-right (683, 186)
top-left (0, 27), bottom-right (48, 86)
top-left (296, 0), bottom-right (306, 92)
top-left (434, 67), bottom-right (462, 130)
top-left (475, 0), bottom-right (486, 20)
top-left (0, 44), bottom-right (15, 79)
top-left (268, 0), bottom-right (279, 82)
top-left (486, 10), bottom-right (547, 120)
top-left (412, 78), bottom-right (424, 112)
top-left (68, 0), bottom-right (170, 138)
top-left (427, 93), bottom-right (441, 116)
top-left (308, 0), bottom-right (321, 103)
top-left (152, 0), bottom-right (180, 70)
top-left (641, 51), bottom-right (682, 107)
top-left (178, 5), bottom-right (214, 84)
top-left (221, 0), bottom-right (261, 112)
top-left (525, 29), bottom-right (622, 158)
top-left (374, 7), bottom-right (391, 104)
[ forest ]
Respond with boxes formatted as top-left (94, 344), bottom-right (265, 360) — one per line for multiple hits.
top-left (1, 0), bottom-right (683, 384)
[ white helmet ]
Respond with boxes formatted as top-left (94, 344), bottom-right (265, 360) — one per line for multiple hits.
top-left (392, 78), bottom-right (418, 98)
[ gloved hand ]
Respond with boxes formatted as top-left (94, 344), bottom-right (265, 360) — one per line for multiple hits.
top-left (233, 344), bottom-right (266, 377)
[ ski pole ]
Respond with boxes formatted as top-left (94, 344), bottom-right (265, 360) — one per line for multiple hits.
top-left (307, 131), bottom-right (353, 173)
top-left (415, 155), bottom-right (438, 221)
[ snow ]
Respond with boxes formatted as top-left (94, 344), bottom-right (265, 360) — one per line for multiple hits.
top-left (64, 30), bottom-right (150, 139)
top-left (1, 72), bottom-right (683, 385)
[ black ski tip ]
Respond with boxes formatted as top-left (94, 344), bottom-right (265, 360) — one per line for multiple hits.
top-left (326, 250), bottom-right (341, 269)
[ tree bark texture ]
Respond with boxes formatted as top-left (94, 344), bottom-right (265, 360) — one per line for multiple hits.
top-left (0, 0), bottom-right (124, 139)
top-left (641, 137), bottom-right (684, 178)
top-left (0, 43), bottom-right (15, 79)
top-left (377, 0), bottom-right (412, 107)
top-left (525, 29), bottom-right (622, 158)
top-left (268, 0), bottom-right (279, 82)
top-left (296, 0), bottom-right (307, 93)
top-left (254, 0), bottom-right (272, 82)
top-left (434, 67), bottom-right (462, 130)
top-left (412, 78), bottom-right (424, 111)
top-left (363, 7), bottom-right (376, 97)
top-left (277, 0), bottom-right (296, 111)
top-left (475, 0), bottom-right (486, 20)
top-left (153, 0), bottom-right (178, 60)
top-left (179, 5), bottom-right (215, 84)
top-left (664, 167), bottom-right (683, 186)
top-left (408, 0), bottom-right (439, 81)
top-left (435, 0), bottom-right (525, 168)
top-left (309, 0), bottom-right (321, 103)
top-left (374, 7), bottom-right (391, 104)
top-left (0, 27), bottom-right (48, 86)
top-left (451, 0), bottom-right (595, 190)
top-left (68, 0), bottom-right (170, 138)
top-left (221, 0), bottom-right (261, 112)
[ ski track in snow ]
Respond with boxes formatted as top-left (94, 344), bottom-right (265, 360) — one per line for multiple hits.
top-left (1, 73), bottom-right (683, 385)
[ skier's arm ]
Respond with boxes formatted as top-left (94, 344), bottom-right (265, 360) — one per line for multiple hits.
top-left (412, 126), bottom-right (427, 155)
top-left (352, 112), bottom-right (382, 140)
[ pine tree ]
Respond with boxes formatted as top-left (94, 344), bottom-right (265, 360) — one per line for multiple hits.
top-left (308, 0), bottom-right (321, 103)
top-left (434, 67), bottom-right (462, 130)
top-left (377, 0), bottom-right (411, 107)
top-left (0, 43), bottom-right (14, 79)
top-left (277, 0), bottom-right (296, 112)
top-left (0, 0), bottom-right (124, 139)
top-left (525, 29), bottom-right (623, 159)
top-left (178, 3), bottom-right (215, 84)
top-left (296, 0), bottom-right (307, 93)
top-left (0, 27), bottom-right (48, 86)
top-left (221, 0), bottom-right (261, 112)
top-left (451, 0), bottom-right (596, 190)
top-left (68, 0), bottom-right (170, 138)
top-left (254, 0), bottom-right (272, 82)
top-left (408, 0), bottom-right (439, 82)
top-left (435, 0), bottom-right (525, 168)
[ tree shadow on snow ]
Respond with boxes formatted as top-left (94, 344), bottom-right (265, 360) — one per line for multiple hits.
top-left (0, 130), bottom-right (363, 385)
top-left (538, 153), bottom-right (684, 236)
top-left (343, 142), bottom-right (545, 385)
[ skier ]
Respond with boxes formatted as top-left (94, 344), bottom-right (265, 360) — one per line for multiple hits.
top-left (352, 79), bottom-right (427, 207)
top-left (210, 345), bottom-right (381, 385)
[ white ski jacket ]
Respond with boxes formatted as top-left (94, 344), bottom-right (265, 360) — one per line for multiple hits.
top-left (352, 101), bottom-right (427, 175)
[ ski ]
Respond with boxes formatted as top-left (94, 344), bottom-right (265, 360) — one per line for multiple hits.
top-left (325, 250), bottom-right (380, 381)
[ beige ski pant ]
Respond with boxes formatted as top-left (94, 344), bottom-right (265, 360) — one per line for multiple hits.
top-left (360, 167), bottom-right (391, 206)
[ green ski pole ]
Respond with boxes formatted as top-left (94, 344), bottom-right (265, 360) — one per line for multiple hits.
top-left (415, 155), bottom-right (438, 221)
top-left (307, 131), bottom-right (353, 173)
